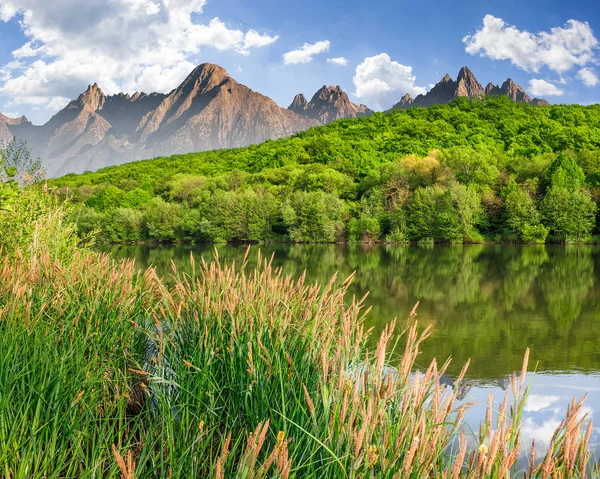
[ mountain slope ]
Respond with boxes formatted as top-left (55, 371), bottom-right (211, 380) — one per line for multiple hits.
top-left (137, 64), bottom-right (318, 156)
top-left (288, 85), bottom-right (373, 123)
top-left (2, 64), bottom-right (318, 177)
top-left (393, 67), bottom-right (549, 109)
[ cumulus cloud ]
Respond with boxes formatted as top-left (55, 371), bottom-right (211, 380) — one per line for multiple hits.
top-left (353, 53), bottom-right (425, 110)
top-left (464, 15), bottom-right (598, 74)
top-left (528, 79), bottom-right (564, 96)
top-left (578, 67), bottom-right (599, 87)
top-left (0, 0), bottom-right (278, 111)
top-left (327, 57), bottom-right (348, 66)
top-left (283, 40), bottom-right (330, 65)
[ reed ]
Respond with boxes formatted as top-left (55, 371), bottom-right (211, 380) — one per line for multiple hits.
top-left (0, 250), bottom-right (595, 478)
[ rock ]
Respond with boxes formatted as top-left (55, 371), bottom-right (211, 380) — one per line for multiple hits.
top-left (531, 98), bottom-right (551, 106)
top-left (455, 66), bottom-right (485, 98)
top-left (288, 85), bottom-right (373, 124)
top-left (392, 93), bottom-right (414, 109)
top-left (485, 82), bottom-right (501, 96)
top-left (288, 94), bottom-right (309, 114)
top-left (500, 78), bottom-right (531, 103)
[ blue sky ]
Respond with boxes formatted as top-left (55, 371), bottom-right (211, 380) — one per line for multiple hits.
top-left (0, 0), bottom-right (598, 124)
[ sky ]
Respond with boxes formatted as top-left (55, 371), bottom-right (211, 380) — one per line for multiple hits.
top-left (0, 0), bottom-right (599, 125)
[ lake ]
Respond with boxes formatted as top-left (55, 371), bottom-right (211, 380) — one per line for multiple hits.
top-left (101, 243), bottom-right (600, 457)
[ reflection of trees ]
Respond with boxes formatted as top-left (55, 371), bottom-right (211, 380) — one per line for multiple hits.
top-left (497, 246), bottom-right (549, 311)
top-left (404, 245), bottom-right (486, 304)
top-left (538, 247), bottom-right (594, 330)
top-left (99, 244), bottom-right (600, 380)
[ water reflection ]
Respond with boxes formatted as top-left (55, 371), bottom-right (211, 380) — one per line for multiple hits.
top-left (461, 374), bottom-right (600, 468)
top-left (102, 243), bottom-right (600, 379)
top-left (101, 243), bottom-right (600, 455)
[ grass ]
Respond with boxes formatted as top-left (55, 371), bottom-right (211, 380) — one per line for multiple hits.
top-left (0, 249), bottom-right (596, 478)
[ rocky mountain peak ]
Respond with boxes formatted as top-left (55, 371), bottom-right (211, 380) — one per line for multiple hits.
top-left (181, 63), bottom-right (232, 95)
top-left (288, 85), bottom-right (373, 124)
top-left (500, 78), bottom-right (531, 103)
top-left (457, 66), bottom-right (474, 81)
top-left (441, 73), bottom-right (453, 83)
top-left (312, 85), bottom-right (346, 103)
top-left (531, 98), bottom-right (551, 106)
top-left (485, 82), bottom-right (501, 96)
top-left (75, 82), bottom-right (106, 111)
top-left (392, 93), bottom-right (414, 109)
top-left (288, 94), bottom-right (309, 113)
top-left (455, 66), bottom-right (484, 98)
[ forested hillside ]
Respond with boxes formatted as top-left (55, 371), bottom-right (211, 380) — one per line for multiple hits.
top-left (50, 96), bottom-right (600, 244)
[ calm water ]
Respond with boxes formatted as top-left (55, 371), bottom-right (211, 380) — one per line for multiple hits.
top-left (101, 243), bottom-right (600, 456)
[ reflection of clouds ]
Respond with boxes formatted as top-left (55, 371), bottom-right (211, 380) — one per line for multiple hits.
top-left (459, 374), bottom-right (600, 464)
top-left (524, 394), bottom-right (559, 412)
top-left (521, 417), bottom-right (562, 455)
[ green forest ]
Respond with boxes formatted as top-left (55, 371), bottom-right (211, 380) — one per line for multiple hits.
top-left (50, 96), bottom-right (600, 244)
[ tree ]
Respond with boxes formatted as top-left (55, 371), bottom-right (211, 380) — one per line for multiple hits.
top-left (0, 138), bottom-right (44, 184)
top-left (409, 186), bottom-right (440, 242)
top-left (544, 154), bottom-right (585, 192)
top-left (283, 191), bottom-right (347, 242)
top-left (142, 198), bottom-right (183, 242)
top-left (542, 186), bottom-right (596, 242)
top-left (122, 188), bottom-right (153, 209)
top-left (504, 189), bottom-right (548, 243)
top-left (103, 208), bottom-right (143, 242)
top-left (85, 186), bottom-right (126, 211)
top-left (440, 147), bottom-right (499, 188)
top-left (446, 183), bottom-right (482, 242)
top-left (0, 139), bottom-right (44, 211)
top-left (0, 158), bottom-right (17, 211)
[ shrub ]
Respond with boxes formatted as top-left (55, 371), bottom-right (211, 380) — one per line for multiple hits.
top-left (0, 186), bottom-right (79, 262)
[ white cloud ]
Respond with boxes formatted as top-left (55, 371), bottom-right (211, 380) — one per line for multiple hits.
top-left (353, 53), bottom-right (426, 110)
top-left (578, 67), bottom-right (599, 87)
top-left (243, 30), bottom-right (279, 52)
top-left (12, 42), bottom-right (45, 59)
top-left (464, 15), bottom-right (598, 74)
top-left (135, 61), bottom-right (196, 94)
top-left (46, 96), bottom-right (71, 110)
top-left (528, 79), bottom-right (564, 96)
top-left (0, 0), bottom-right (278, 110)
top-left (327, 57), bottom-right (348, 66)
top-left (524, 394), bottom-right (559, 412)
top-left (283, 40), bottom-right (330, 65)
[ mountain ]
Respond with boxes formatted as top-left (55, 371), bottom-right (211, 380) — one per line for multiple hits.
top-left (0, 113), bottom-right (30, 145)
top-left (393, 67), bottom-right (549, 109)
top-left (288, 85), bottom-right (373, 124)
top-left (2, 64), bottom-right (319, 177)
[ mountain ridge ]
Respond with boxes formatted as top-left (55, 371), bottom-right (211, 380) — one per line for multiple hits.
top-left (0, 64), bottom-right (320, 177)
top-left (393, 67), bottom-right (550, 109)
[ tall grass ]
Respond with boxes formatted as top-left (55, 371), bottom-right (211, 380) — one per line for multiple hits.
top-left (0, 250), bottom-right (595, 478)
